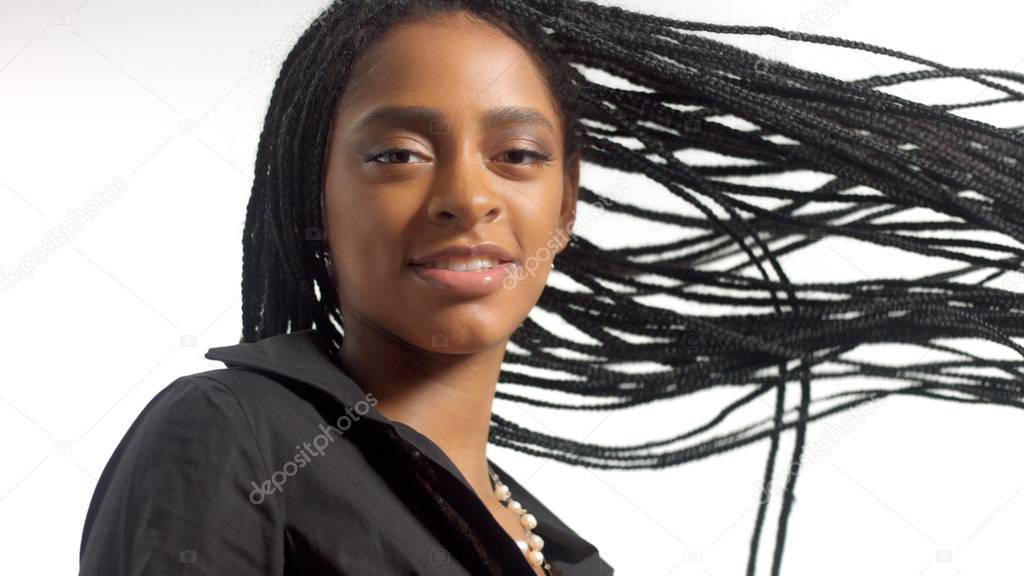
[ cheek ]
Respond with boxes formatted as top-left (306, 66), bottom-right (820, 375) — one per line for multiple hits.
top-left (509, 186), bottom-right (565, 276)
top-left (327, 191), bottom-right (414, 304)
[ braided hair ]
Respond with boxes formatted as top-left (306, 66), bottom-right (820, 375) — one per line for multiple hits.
top-left (240, 1), bottom-right (1024, 573)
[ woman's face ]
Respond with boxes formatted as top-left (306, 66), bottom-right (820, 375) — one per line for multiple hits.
top-left (322, 11), bottom-right (579, 355)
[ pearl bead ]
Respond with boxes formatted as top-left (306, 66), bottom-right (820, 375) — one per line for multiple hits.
top-left (489, 465), bottom-right (549, 574)
top-left (494, 484), bottom-right (511, 502)
top-left (520, 512), bottom-right (537, 530)
top-left (528, 550), bottom-right (545, 566)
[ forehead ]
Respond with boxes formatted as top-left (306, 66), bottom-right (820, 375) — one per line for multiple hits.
top-left (336, 12), bottom-right (559, 130)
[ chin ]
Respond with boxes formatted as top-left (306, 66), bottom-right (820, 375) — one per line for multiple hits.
top-left (403, 316), bottom-right (516, 355)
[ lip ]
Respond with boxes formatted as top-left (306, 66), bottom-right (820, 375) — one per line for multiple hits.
top-left (407, 242), bottom-right (519, 297)
top-left (408, 242), bottom-right (517, 267)
top-left (409, 262), bottom-right (518, 297)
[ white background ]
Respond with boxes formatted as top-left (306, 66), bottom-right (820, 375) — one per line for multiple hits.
top-left (2, 0), bottom-right (1023, 574)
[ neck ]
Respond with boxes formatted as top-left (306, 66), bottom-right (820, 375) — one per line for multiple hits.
top-left (335, 319), bottom-right (507, 501)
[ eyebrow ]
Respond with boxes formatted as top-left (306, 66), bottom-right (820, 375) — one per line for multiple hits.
top-left (350, 105), bottom-right (556, 135)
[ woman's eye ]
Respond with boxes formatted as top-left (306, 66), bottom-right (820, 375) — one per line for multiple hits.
top-left (364, 147), bottom-right (553, 166)
top-left (364, 148), bottom-right (428, 165)
top-left (498, 148), bottom-right (553, 166)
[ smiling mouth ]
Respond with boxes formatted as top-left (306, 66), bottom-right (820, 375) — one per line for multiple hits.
top-left (407, 259), bottom-right (519, 297)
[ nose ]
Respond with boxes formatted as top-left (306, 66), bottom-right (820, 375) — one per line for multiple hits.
top-left (424, 144), bottom-right (503, 228)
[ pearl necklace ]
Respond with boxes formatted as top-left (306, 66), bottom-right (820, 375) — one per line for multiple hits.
top-left (487, 464), bottom-right (553, 575)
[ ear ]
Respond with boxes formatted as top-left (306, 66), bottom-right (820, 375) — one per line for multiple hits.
top-left (554, 152), bottom-right (580, 256)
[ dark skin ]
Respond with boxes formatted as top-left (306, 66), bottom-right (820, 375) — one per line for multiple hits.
top-left (321, 10), bottom-right (579, 573)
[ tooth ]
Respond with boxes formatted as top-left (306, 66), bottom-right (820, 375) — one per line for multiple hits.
top-left (422, 256), bottom-right (501, 271)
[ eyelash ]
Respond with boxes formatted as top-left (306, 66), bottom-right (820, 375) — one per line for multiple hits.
top-left (364, 147), bottom-right (554, 166)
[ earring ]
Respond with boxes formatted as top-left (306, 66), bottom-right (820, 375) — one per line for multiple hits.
top-left (324, 250), bottom-right (335, 278)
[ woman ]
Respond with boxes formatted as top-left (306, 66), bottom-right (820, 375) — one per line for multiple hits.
top-left (80, 0), bottom-right (1024, 574)
top-left (81, 4), bottom-right (594, 576)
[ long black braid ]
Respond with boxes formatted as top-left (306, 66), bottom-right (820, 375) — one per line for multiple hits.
top-left (240, 1), bottom-right (1024, 573)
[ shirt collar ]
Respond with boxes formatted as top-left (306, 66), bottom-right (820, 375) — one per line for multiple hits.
top-left (203, 328), bottom-right (475, 491)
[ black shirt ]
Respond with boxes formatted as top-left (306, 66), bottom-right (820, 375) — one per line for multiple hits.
top-left (79, 328), bottom-right (614, 575)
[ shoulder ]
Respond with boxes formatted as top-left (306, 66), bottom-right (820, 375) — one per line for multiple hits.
top-left (80, 372), bottom-right (288, 574)
top-left (143, 367), bottom-right (374, 486)
top-left (132, 372), bottom-right (257, 449)
top-left (177, 366), bottom-right (344, 443)
top-left (96, 371), bottom-right (273, 486)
